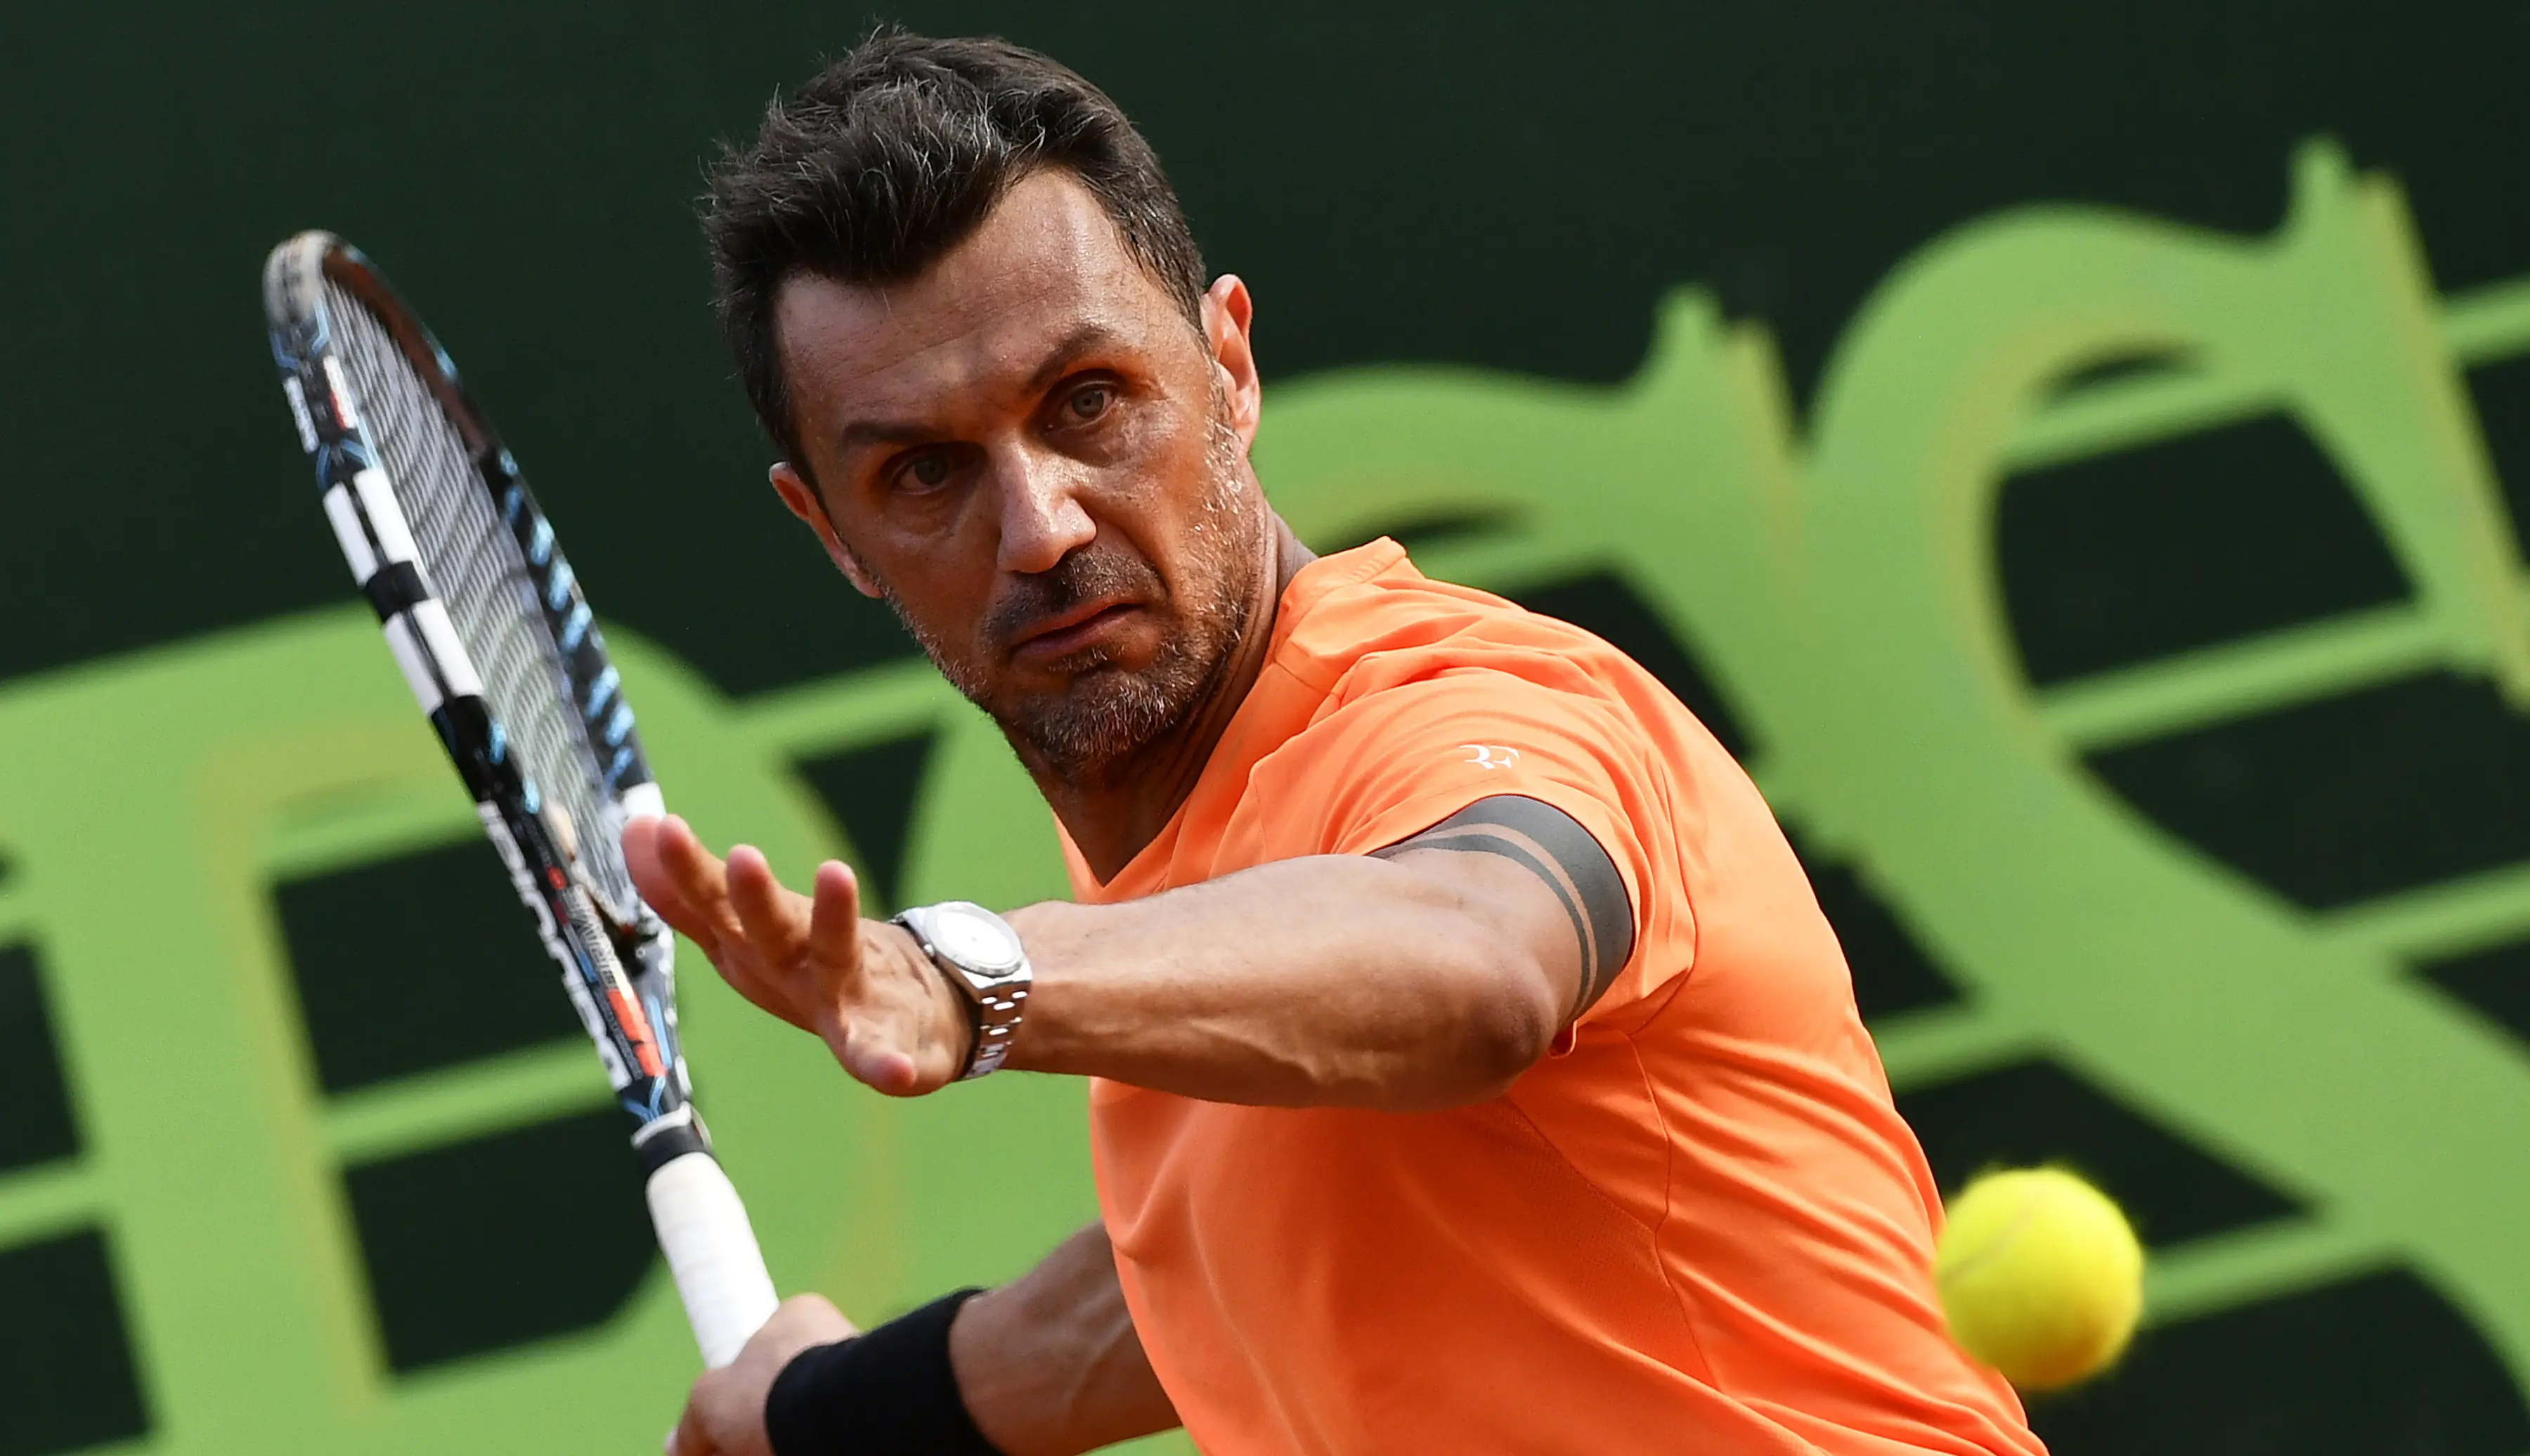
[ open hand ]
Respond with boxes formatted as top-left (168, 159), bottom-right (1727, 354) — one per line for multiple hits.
top-left (623, 814), bottom-right (971, 1096)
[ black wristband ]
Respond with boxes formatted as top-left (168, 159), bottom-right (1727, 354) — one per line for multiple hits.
top-left (765, 1287), bottom-right (1000, 1456)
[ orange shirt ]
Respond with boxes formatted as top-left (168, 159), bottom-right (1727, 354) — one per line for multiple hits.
top-left (1063, 541), bottom-right (2042, 1456)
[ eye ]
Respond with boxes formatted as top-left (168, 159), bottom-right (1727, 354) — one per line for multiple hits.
top-left (897, 449), bottom-right (953, 490)
top-left (1062, 382), bottom-right (1114, 424)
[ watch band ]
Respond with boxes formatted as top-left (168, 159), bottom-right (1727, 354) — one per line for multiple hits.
top-left (891, 902), bottom-right (1031, 1081)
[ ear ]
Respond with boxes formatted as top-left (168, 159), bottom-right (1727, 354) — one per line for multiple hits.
top-left (1201, 275), bottom-right (1261, 448)
top-left (771, 462), bottom-right (883, 599)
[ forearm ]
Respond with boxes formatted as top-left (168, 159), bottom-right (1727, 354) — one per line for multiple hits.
top-left (1004, 852), bottom-right (1560, 1110)
top-left (950, 1225), bottom-right (1176, 1456)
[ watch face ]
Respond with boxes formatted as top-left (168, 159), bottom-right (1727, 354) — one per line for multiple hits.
top-left (929, 904), bottom-right (1025, 977)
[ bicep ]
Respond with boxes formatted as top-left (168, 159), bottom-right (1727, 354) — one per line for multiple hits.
top-left (1373, 794), bottom-right (1636, 1025)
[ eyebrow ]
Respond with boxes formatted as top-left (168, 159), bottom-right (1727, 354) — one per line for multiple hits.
top-left (829, 321), bottom-right (1127, 459)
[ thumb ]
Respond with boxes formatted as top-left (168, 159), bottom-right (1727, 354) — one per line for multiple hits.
top-left (666, 1404), bottom-right (711, 1456)
top-left (838, 1016), bottom-right (925, 1096)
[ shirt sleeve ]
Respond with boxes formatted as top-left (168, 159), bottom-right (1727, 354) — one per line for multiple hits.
top-left (1245, 664), bottom-right (1693, 1022)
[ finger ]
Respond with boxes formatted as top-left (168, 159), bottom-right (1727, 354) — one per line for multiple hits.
top-left (623, 817), bottom-right (706, 940)
top-left (710, 847), bottom-right (819, 1029)
top-left (726, 845), bottom-right (810, 963)
top-left (667, 1400), bottom-right (712, 1456)
top-left (656, 815), bottom-right (746, 945)
top-left (806, 860), bottom-right (863, 966)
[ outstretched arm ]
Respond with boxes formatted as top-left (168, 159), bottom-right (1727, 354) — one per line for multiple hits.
top-left (623, 793), bottom-right (1633, 1110)
top-left (1007, 794), bottom-right (1634, 1108)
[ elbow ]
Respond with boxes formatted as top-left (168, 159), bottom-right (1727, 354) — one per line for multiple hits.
top-left (1412, 954), bottom-right (1561, 1110)
top-left (1465, 991), bottom-right (1559, 1101)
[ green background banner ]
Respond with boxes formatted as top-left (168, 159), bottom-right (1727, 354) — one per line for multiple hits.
top-left (4, 6), bottom-right (2528, 1452)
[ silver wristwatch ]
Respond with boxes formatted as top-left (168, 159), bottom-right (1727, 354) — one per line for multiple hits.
top-left (892, 901), bottom-right (1032, 1080)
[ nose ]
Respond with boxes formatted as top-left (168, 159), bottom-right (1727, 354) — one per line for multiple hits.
top-left (992, 446), bottom-right (1097, 576)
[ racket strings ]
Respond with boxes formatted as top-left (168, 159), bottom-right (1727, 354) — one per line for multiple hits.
top-left (325, 282), bottom-right (639, 916)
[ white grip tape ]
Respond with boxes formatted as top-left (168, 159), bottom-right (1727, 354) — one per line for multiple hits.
top-left (645, 1150), bottom-right (780, 1368)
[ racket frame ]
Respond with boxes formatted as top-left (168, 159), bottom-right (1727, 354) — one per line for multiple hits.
top-left (264, 231), bottom-right (777, 1366)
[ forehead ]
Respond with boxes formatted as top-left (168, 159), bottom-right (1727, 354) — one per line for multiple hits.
top-left (773, 170), bottom-right (1186, 421)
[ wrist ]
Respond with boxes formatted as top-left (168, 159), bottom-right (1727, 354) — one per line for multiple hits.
top-left (765, 1288), bottom-right (1000, 1456)
top-left (893, 902), bottom-right (1031, 1079)
top-left (995, 902), bottom-right (1084, 1075)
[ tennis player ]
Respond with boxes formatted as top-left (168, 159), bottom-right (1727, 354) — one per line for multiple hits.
top-left (635, 30), bottom-right (2046, 1456)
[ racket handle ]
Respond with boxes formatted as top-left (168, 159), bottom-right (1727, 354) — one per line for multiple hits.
top-left (646, 1150), bottom-right (781, 1367)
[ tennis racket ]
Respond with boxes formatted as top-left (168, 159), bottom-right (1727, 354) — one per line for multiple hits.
top-left (261, 231), bottom-right (779, 1368)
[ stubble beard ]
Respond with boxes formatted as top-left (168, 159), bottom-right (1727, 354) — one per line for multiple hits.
top-left (874, 412), bottom-right (1266, 785)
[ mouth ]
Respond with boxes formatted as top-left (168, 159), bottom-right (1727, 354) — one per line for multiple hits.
top-left (1011, 599), bottom-right (1145, 663)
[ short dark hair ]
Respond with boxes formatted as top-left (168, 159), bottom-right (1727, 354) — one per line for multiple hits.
top-left (702, 30), bottom-right (1209, 467)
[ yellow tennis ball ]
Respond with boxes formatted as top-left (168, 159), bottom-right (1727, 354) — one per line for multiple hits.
top-left (1934, 1166), bottom-right (2145, 1391)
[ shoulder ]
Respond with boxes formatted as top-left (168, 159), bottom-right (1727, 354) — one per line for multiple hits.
top-left (1250, 554), bottom-right (1687, 847)
top-left (1277, 542), bottom-right (1637, 710)
top-left (1249, 542), bottom-right (1751, 855)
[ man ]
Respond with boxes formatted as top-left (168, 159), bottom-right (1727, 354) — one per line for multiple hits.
top-left (642, 30), bottom-right (2044, 1456)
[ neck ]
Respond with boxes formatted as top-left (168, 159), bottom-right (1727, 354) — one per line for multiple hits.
top-left (1034, 512), bottom-right (1317, 881)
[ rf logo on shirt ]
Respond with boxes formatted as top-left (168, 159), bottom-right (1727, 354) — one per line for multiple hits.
top-left (1461, 744), bottom-right (1522, 770)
